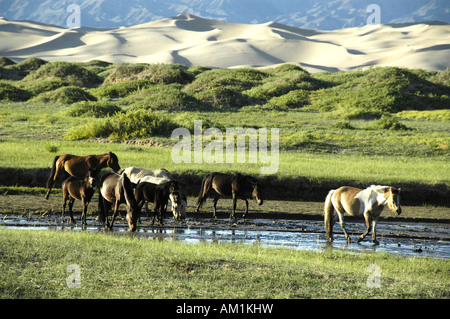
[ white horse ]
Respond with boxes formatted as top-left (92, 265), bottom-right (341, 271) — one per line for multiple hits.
top-left (122, 166), bottom-right (186, 220)
top-left (324, 185), bottom-right (401, 245)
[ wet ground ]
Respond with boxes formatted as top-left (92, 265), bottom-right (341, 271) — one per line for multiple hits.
top-left (0, 195), bottom-right (449, 259)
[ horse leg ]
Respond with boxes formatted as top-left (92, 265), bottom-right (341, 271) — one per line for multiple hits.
top-left (358, 212), bottom-right (373, 243)
top-left (213, 196), bottom-right (220, 219)
top-left (371, 218), bottom-right (380, 245)
top-left (109, 201), bottom-right (120, 229)
top-left (62, 193), bottom-right (68, 224)
top-left (242, 199), bottom-right (249, 219)
top-left (81, 196), bottom-right (87, 227)
top-left (337, 211), bottom-right (351, 243)
top-left (151, 201), bottom-right (157, 225)
top-left (230, 194), bottom-right (237, 221)
top-left (67, 197), bottom-right (76, 224)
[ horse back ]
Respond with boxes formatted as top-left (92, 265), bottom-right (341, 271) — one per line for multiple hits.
top-left (333, 186), bottom-right (364, 216)
top-left (59, 154), bottom-right (96, 178)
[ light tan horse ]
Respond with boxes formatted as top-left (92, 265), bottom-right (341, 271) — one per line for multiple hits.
top-left (45, 152), bottom-right (120, 199)
top-left (324, 185), bottom-right (401, 245)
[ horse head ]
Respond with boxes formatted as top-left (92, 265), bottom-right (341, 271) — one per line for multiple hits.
top-left (387, 187), bottom-right (402, 215)
top-left (107, 152), bottom-right (121, 172)
top-left (248, 177), bottom-right (263, 206)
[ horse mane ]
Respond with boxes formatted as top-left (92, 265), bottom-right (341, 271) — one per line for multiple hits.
top-left (369, 185), bottom-right (390, 193)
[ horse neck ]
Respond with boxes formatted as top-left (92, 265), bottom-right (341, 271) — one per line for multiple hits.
top-left (97, 154), bottom-right (110, 167)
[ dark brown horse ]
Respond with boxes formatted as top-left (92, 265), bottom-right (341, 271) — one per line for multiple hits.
top-left (45, 152), bottom-right (120, 199)
top-left (135, 181), bottom-right (177, 225)
top-left (62, 176), bottom-right (96, 226)
top-left (195, 172), bottom-right (263, 220)
top-left (98, 172), bottom-right (140, 232)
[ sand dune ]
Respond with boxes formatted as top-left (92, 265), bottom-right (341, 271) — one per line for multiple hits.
top-left (1, 13), bottom-right (449, 73)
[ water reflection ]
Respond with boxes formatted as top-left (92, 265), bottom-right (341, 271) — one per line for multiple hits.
top-left (1, 215), bottom-right (448, 259)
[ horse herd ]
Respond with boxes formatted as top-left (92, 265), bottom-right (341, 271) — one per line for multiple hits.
top-left (44, 152), bottom-right (402, 245)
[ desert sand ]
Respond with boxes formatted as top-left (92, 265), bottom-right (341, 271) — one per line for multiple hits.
top-left (1, 13), bottom-right (449, 73)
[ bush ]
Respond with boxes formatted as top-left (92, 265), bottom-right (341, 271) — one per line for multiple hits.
top-left (104, 63), bottom-right (193, 85)
top-left (332, 121), bottom-right (355, 130)
top-left (0, 81), bottom-right (32, 101)
top-left (31, 86), bottom-right (96, 104)
top-left (14, 57), bottom-right (48, 71)
top-left (0, 57), bottom-right (15, 67)
top-left (184, 68), bottom-right (266, 94)
top-left (65, 109), bottom-right (177, 140)
top-left (66, 101), bottom-right (121, 117)
top-left (90, 79), bottom-right (154, 99)
top-left (309, 67), bottom-right (450, 118)
top-left (121, 84), bottom-right (203, 111)
top-left (18, 78), bottom-right (69, 95)
top-left (367, 114), bottom-right (410, 130)
top-left (268, 89), bottom-right (309, 109)
top-left (243, 70), bottom-right (316, 103)
top-left (24, 61), bottom-right (102, 87)
top-left (194, 86), bottom-right (249, 109)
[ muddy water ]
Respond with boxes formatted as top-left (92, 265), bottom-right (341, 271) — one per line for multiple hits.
top-left (1, 213), bottom-right (449, 259)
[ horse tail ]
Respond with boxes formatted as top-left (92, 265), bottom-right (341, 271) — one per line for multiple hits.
top-left (324, 189), bottom-right (336, 242)
top-left (196, 173), bottom-right (213, 209)
top-left (45, 155), bottom-right (59, 199)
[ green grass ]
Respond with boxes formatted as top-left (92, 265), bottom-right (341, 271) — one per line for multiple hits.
top-left (0, 138), bottom-right (448, 185)
top-left (0, 228), bottom-right (448, 299)
top-left (0, 60), bottom-right (449, 188)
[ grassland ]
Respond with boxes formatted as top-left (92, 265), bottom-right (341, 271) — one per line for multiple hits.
top-left (0, 59), bottom-right (449, 189)
top-left (0, 58), bottom-right (449, 300)
top-left (0, 228), bottom-right (448, 299)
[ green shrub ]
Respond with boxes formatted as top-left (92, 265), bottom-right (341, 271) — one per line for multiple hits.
top-left (65, 109), bottom-right (178, 140)
top-left (104, 63), bottom-right (193, 85)
top-left (367, 114), bottom-right (410, 130)
top-left (268, 89), bottom-right (309, 109)
top-left (31, 86), bottom-right (96, 104)
top-left (187, 65), bottom-right (212, 76)
top-left (121, 84), bottom-right (203, 111)
top-left (183, 68), bottom-right (266, 109)
top-left (13, 57), bottom-right (48, 71)
top-left (0, 81), bottom-right (32, 101)
top-left (66, 100), bottom-right (121, 117)
top-left (194, 86), bottom-right (249, 109)
top-left (243, 70), bottom-right (316, 103)
top-left (0, 57), bottom-right (15, 67)
top-left (267, 64), bottom-right (309, 75)
top-left (184, 68), bottom-right (266, 94)
top-left (18, 78), bottom-right (69, 95)
top-left (429, 68), bottom-right (450, 87)
top-left (24, 61), bottom-right (102, 87)
top-left (64, 118), bottom-right (111, 140)
top-left (309, 67), bottom-right (450, 118)
top-left (332, 121), bottom-right (355, 130)
top-left (90, 79), bottom-right (154, 99)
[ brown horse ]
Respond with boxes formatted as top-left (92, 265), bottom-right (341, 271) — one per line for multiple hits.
top-left (45, 152), bottom-right (120, 199)
top-left (98, 172), bottom-right (140, 232)
top-left (62, 176), bottom-right (96, 226)
top-left (134, 181), bottom-right (177, 225)
top-left (324, 185), bottom-right (402, 245)
top-left (195, 172), bottom-right (263, 220)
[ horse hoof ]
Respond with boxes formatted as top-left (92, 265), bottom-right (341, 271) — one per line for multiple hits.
top-left (373, 240), bottom-right (380, 246)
